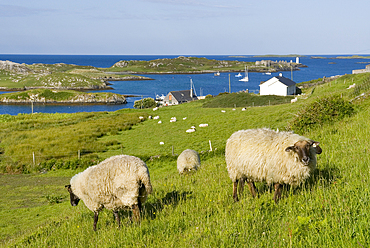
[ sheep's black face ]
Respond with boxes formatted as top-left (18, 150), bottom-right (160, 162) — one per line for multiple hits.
top-left (285, 140), bottom-right (322, 165)
top-left (65, 185), bottom-right (80, 206)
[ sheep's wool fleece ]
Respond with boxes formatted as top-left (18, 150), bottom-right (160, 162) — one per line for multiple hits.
top-left (225, 128), bottom-right (317, 186)
top-left (177, 149), bottom-right (201, 174)
top-left (70, 155), bottom-right (152, 212)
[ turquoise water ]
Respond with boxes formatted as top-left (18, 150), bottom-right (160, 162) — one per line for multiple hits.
top-left (0, 54), bottom-right (368, 115)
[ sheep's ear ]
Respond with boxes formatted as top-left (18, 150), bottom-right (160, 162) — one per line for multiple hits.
top-left (309, 140), bottom-right (319, 147)
top-left (285, 146), bottom-right (295, 152)
top-left (65, 185), bottom-right (72, 193)
top-left (309, 141), bottom-right (322, 154)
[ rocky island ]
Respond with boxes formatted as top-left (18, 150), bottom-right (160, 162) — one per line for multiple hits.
top-left (105, 56), bottom-right (307, 74)
top-left (0, 89), bottom-right (127, 105)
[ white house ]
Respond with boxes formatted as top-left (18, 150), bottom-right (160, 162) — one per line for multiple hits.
top-left (259, 74), bottom-right (296, 96)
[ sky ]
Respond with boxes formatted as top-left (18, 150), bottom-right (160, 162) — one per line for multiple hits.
top-left (1, 0), bottom-right (370, 55)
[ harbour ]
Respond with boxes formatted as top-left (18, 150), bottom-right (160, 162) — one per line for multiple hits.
top-left (0, 54), bottom-right (369, 115)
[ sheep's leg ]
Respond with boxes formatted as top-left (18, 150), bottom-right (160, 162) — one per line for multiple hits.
top-left (132, 204), bottom-right (141, 222)
top-left (113, 211), bottom-right (121, 228)
top-left (273, 183), bottom-right (282, 203)
top-left (93, 211), bottom-right (99, 231)
top-left (233, 180), bottom-right (239, 202)
top-left (238, 178), bottom-right (245, 196)
top-left (247, 182), bottom-right (257, 198)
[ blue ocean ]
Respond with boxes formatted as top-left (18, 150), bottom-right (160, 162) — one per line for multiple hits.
top-left (0, 54), bottom-right (369, 115)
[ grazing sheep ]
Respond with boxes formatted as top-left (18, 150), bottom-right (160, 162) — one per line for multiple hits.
top-left (225, 128), bottom-right (322, 203)
top-left (177, 149), bottom-right (201, 174)
top-left (186, 128), bottom-right (196, 133)
top-left (65, 155), bottom-right (152, 231)
top-left (199, 123), bottom-right (208, 127)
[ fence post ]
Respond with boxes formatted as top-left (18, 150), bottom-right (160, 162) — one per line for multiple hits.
top-left (209, 140), bottom-right (213, 152)
top-left (172, 145), bottom-right (175, 156)
top-left (78, 150), bottom-right (81, 159)
top-left (33, 152), bottom-right (35, 165)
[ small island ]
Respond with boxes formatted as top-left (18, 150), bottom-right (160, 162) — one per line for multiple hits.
top-left (0, 89), bottom-right (127, 105)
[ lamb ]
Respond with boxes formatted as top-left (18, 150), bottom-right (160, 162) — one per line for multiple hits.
top-left (65, 155), bottom-right (152, 231)
top-left (225, 128), bottom-right (322, 203)
top-left (177, 149), bottom-right (201, 174)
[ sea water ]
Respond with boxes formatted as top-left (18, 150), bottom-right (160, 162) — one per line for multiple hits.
top-left (0, 54), bottom-right (368, 115)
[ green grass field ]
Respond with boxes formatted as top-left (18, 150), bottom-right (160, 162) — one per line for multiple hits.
top-left (1, 73), bottom-right (370, 247)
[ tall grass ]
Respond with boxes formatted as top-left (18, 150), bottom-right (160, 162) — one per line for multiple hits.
top-left (1, 73), bottom-right (370, 247)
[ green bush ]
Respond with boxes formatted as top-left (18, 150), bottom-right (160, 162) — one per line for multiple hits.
top-left (288, 95), bottom-right (355, 134)
top-left (133, 97), bottom-right (157, 109)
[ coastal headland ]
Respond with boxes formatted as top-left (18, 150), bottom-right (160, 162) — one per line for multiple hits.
top-left (0, 56), bottom-right (307, 104)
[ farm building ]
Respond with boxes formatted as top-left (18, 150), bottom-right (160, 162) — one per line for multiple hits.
top-left (259, 74), bottom-right (296, 96)
top-left (163, 89), bottom-right (198, 106)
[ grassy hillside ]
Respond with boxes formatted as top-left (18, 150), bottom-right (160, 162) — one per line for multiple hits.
top-left (1, 73), bottom-right (370, 247)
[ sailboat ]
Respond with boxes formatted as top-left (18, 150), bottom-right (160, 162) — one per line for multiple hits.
top-left (235, 73), bottom-right (242, 77)
top-left (239, 66), bottom-right (249, 82)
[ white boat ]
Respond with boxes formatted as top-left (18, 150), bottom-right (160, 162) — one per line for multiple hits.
top-left (239, 66), bottom-right (249, 82)
top-left (214, 71), bottom-right (220, 76)
top-left (265, 72), bottom-right (271, 75)
top-left (235, 73), bottom-right (242, 77)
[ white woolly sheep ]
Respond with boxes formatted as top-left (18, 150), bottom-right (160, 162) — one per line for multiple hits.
top-left (225, 128), bottom-right (322, 203)
top-left (177, 149), bottom-right (201, 174)
top-left (65, 155), bottom-right (152, 231)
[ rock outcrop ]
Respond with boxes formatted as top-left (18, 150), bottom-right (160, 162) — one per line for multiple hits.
top-left (0, 60), bottom-right (33, 74)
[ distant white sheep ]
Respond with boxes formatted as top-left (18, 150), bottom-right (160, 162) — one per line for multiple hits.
top-left (199, 124), bottom-right (208, 127)
top-left (242, 108), bottom-right (246, 111)
top-left (177, 149), bottom-right (201, 174)
top-left (158, 120), bottom-right (162, 124)
top-left (221, 110), bottom-right (226, 113)
top-left (66, 155), bottom-right (152, 231)
top-left (225, 128), bottom-right (322, 203)
top-left (347, 83), bottom-right (356, 89)
top-left (291, 98), bottom-right (298, 103)
top-left (153, 107), bottom-right (158, 111)
top-left (186, 127), bottom-right (196, 133)
top-left (170, 117), bottom-right (177, 122)
top-left (153, 116), bottom-right (160, 120)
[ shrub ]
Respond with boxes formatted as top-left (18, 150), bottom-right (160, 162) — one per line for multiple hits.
top-left (288, 95), bottom-right (355, 134)
top-left (134, 97), bottom-right (157, 109)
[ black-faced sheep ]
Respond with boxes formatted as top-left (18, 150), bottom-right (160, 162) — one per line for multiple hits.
top-left (225, 128), bottom-right (322, 203)
top-left (65, 155), bottom-right (152, 231)
top-left (177, 149), bottom-right (201, 174)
